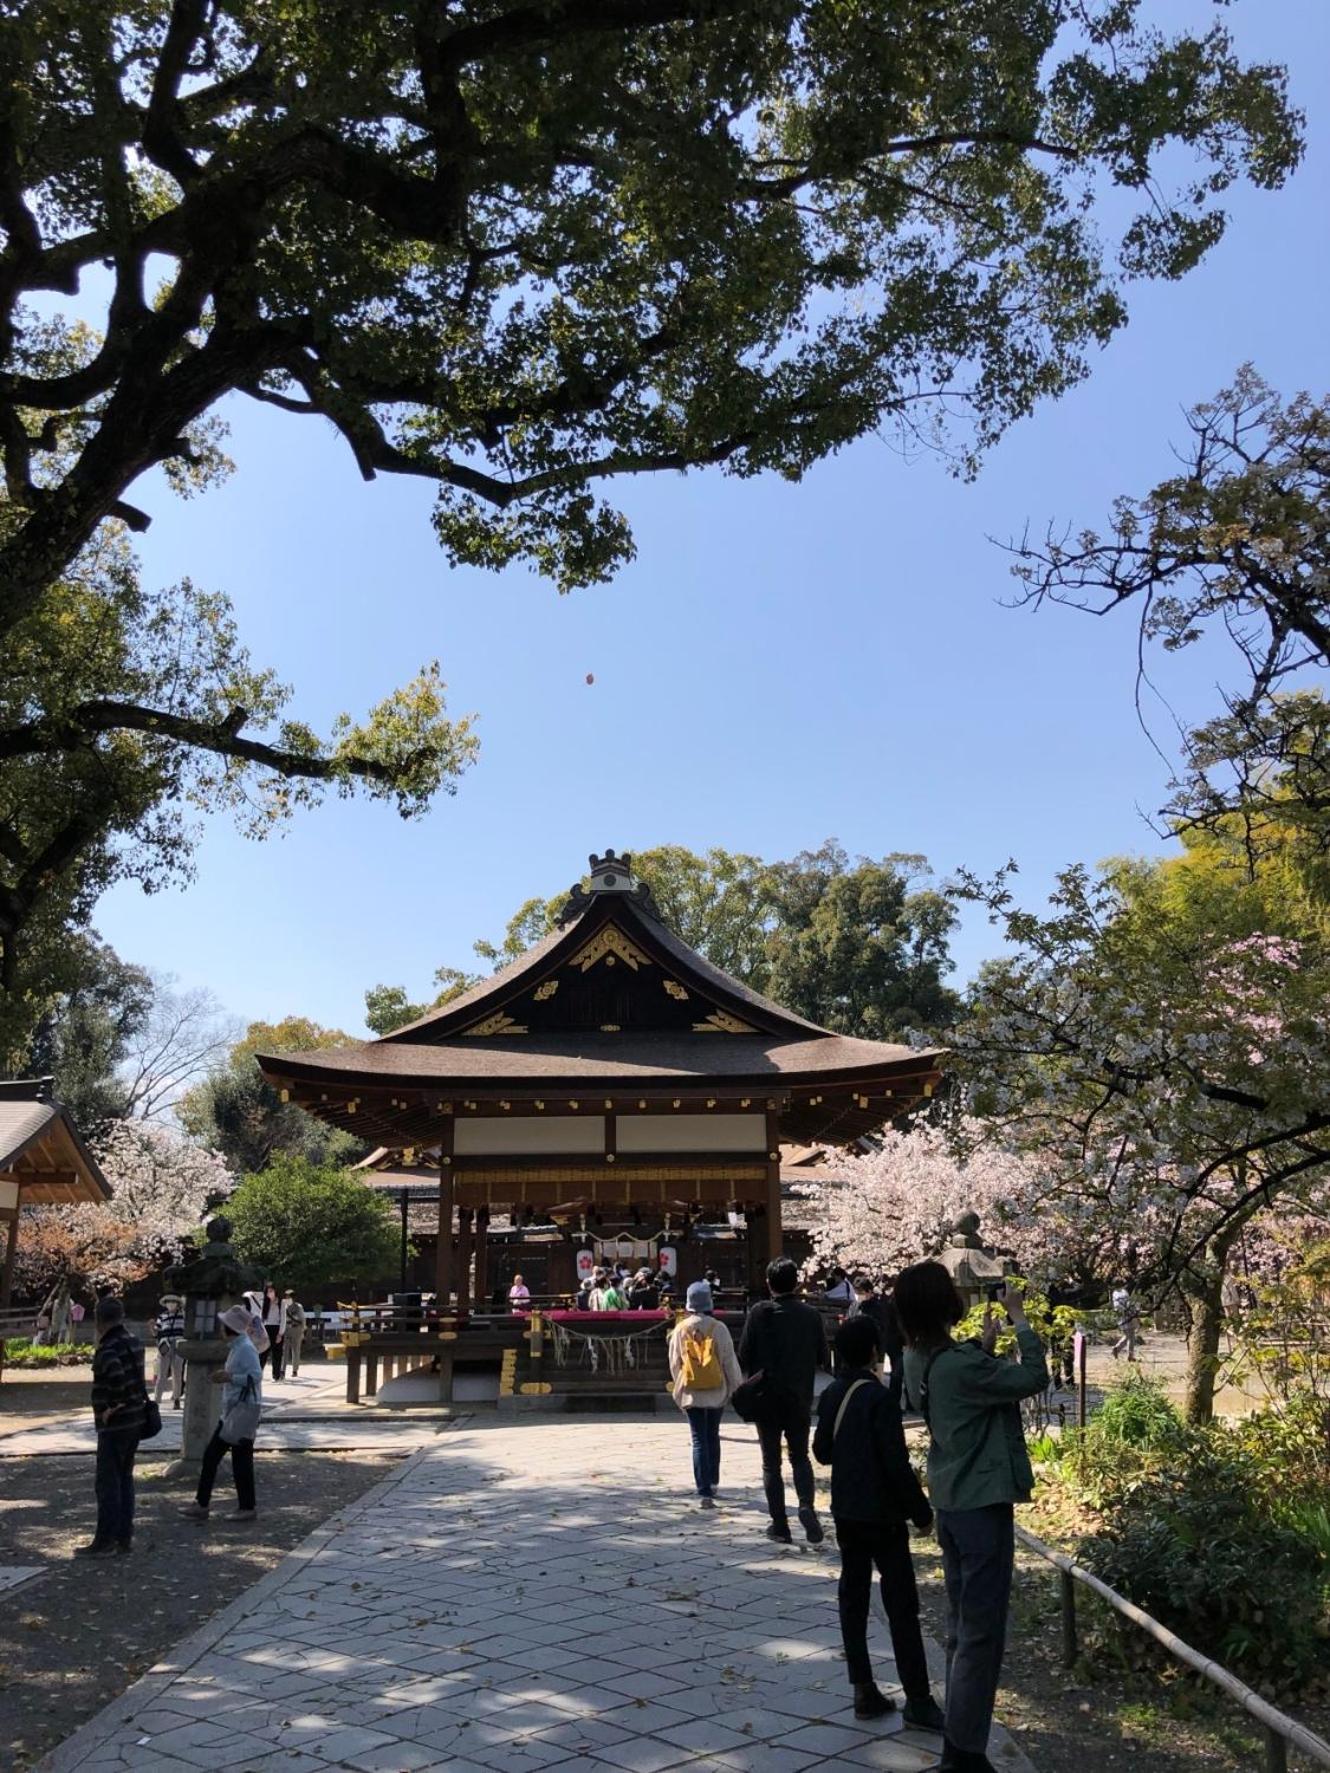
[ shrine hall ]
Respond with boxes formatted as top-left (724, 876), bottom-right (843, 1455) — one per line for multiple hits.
top-left (257, 850), bottom-right (944, 1404)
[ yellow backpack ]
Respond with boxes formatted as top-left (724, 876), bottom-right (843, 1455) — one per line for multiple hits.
top-left (681, 1326), bottom-right (723, 1390)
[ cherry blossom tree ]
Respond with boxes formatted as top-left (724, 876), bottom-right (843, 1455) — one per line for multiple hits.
top-left (799, 1117), bottom-right (1062, 1285)
top-left (95, 1121), bottom-right (230, 1234)
top-left (955, 839), bottom-right (1330, 1421)
top-left (11, 1123), bottom-right (231, 1303)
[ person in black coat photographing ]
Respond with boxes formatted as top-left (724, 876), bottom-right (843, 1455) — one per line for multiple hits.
top-left (814, 1314), bottom-right (946, 1730)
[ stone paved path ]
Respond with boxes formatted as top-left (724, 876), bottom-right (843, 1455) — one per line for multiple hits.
top-left (41, 1416), bottom-right (1035, 1773)
top-left (0, 1368), bottom-right (447, 1455)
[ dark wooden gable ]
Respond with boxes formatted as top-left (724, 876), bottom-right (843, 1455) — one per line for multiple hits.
top-left (380, 885), bottom-right (817, 1048)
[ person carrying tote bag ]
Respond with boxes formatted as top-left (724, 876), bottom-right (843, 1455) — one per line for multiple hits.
top-left (179, 1305), bottom-right (263, 1524)
top-left (814, 1314), bottom-right (944, 1729)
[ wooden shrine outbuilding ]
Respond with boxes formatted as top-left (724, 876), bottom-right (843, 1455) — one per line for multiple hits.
top-left (0, 1079), bottom-right (112, 1310)
top-left (257, 850), bottom-right (944, 1403)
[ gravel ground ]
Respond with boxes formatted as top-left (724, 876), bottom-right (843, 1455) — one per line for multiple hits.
top-left (0, 1447), bottom-right (399, 1770)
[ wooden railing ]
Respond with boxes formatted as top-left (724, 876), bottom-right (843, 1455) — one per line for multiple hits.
top-left (1016, 1524), bottom-right (1330, 1772)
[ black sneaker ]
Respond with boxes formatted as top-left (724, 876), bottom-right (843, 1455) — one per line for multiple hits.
top-left (73, 1542), bottom-right (116, 1558)
top-left (765, 1521), bottom-right (793, 1544)
top-left (798, 1505), bottom-right (825, 1544)
top-left (903, 1695), bottom-right (945, 1731)
top-left (853, 1682), bottom-right (897, 1720)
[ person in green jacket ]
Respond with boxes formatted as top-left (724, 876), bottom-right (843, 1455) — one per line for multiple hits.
top-left (897, 1262), bottom-right (1049, 1773)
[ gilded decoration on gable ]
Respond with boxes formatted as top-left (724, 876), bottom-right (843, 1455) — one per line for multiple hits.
top-left (569, 925), bottom-right (653, 973)
top-left (465, 1011), bottom-right (528, 1037)
top-left (693, 1009), bottom-right (756, 1034)
top-left (662, 980), bottom-right (689, 1001)
top-left (533, 979), bottom-right (560, 1001)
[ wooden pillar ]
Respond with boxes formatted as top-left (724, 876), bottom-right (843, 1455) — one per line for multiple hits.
top-left (745, 1205), bottom-right (767, 1297)
top-left (0, 1212), bottom-right (17, 1310)
top-left (474, 1206), bottom-right (490, 1308)
top-left (764, 1107), bottom-right (783, 1264)
top-left (439, 1155), bottom-right (461, 1312)
top-left (457, 1206), bottom-right (473, 1317)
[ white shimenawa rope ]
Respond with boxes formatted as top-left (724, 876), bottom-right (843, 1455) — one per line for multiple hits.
top-left (549, 1321), bottom-right (668, 1375)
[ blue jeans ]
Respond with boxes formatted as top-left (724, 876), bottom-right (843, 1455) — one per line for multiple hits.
top-left (685, 1406), bottom-right (722, 1496)
top-left (95, 1426), bottom-right (139, 1546)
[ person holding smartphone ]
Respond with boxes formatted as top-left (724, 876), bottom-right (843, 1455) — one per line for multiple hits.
top-left (894, 1263), bottom-right (1049, 1773)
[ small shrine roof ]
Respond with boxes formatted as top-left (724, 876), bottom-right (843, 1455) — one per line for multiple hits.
top-left (0, 1079), bottom-right (111, 1205)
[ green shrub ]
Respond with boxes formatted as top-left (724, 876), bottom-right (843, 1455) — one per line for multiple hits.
top-left (1076, 1432), bottom-right (1327, 1693)
top-left (2, 1338), bottom-right (92, 1368)
top-left (1056, 1382), bottom-right (1330, 1694)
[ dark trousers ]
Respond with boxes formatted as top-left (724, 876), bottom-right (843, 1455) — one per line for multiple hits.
top-left (197, 1425), bottom-right (256, 1512)
top-left (94, 1426), bottom-right (139, 1546)
top-left (756, 1401), bottom-right (815, 1522)
top-left (685, 1406), bottom-right (722, 1496)
top-left (834, 1516), bottom-right (931, 1695)
top-left (262, 1334), bottom-right (284, 1379)
top-left (937, 1502), bottom-right (1015, 1754)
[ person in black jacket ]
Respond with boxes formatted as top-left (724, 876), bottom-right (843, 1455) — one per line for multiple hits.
top-left (79, 1296), bottom-right (147, 1558)
top-left (814, 1315), bottom-right (945, 1728)
top-left (738, 1257), bottom-right (829, 1545)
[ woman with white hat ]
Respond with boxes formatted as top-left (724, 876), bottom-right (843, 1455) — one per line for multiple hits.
top-left (668, 1281), bottom-right (743, 1509)
top-left (180, 1305), bottom-right (263, 1523)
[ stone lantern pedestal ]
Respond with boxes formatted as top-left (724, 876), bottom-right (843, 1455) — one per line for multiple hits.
top-left (161, 1216), bottom-right (260, 1479)
top-left (166, 1295), bottom-right (231, 1478)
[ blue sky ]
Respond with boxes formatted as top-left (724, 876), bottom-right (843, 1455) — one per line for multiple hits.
top-left (94, 2), bottom-right (1330, 1037)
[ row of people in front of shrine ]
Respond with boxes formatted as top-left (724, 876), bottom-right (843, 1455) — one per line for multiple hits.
top-left (503, 1261), bottom-right (725, 1312)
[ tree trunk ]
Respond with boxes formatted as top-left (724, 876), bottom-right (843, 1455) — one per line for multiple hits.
top-left (1181, 1269), bottom-right (1226, 1425)
top-left (1180, 1218), bottom-right (1246, 1426)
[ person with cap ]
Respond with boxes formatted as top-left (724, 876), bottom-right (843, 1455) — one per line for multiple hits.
top-left (283, 1290), bottom-right (307, 1376)
top-left (153, 1291), bottom-right (187, 1409)
top-left (627, 1267), bottom-right (660, 1310)
top-left (180, 1304), bottom-right (264, 1523)
top-left (668, 1281), bottom-right (743, 1509)
top-left (78, 1296), bottom-right (148, 1557)
top-left (815, 1313), bottom-right (945, 1728)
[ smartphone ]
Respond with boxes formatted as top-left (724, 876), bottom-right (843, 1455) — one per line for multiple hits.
top-left (984, 1282), bottom-right (1006, 1304)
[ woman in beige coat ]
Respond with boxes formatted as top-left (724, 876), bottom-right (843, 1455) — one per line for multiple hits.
top-left (668, 1281), bottom-right (744, 1509)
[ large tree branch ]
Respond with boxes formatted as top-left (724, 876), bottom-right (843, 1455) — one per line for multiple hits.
top-left (142, 0), bottom-right (210, 185)
top-left (0, 699), bottom-right (421, 789)
top-left (435, 0), bottom-right (718, 69)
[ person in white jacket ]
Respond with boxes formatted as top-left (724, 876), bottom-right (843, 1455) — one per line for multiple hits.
top-left (668, 1281), bottom-right (744, 1509)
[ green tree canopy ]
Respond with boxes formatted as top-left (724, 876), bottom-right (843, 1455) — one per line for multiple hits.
top-left (225, 1154), bottom-right (400, 1293)
top-left (21, 937), bottom-right (154, 1125)
top-left (364, 968), bottom-right (480, 1037)
top-left (763, 842), bottom-right (958, 1039)
top-left (0, 7), bottom-right (1301, 1039)
top-left (0, 520), bottom-right (477, 1048)
top-left (179, 1016), bottom-right (367, 1174)
top-left (2, 2), bottom-right (1299, 615)
top-left (368, 840), bottom-right (957, 1039)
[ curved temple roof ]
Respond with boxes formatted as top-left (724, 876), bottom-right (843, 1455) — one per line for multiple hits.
top-left (258, 849), bottom-right (945, 1147)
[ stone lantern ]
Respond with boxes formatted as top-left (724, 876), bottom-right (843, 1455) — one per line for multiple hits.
top-left (937, 1211), bottom-right (1009, 1308)
top-left (163, 1215), bottom-right (261, 1475)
